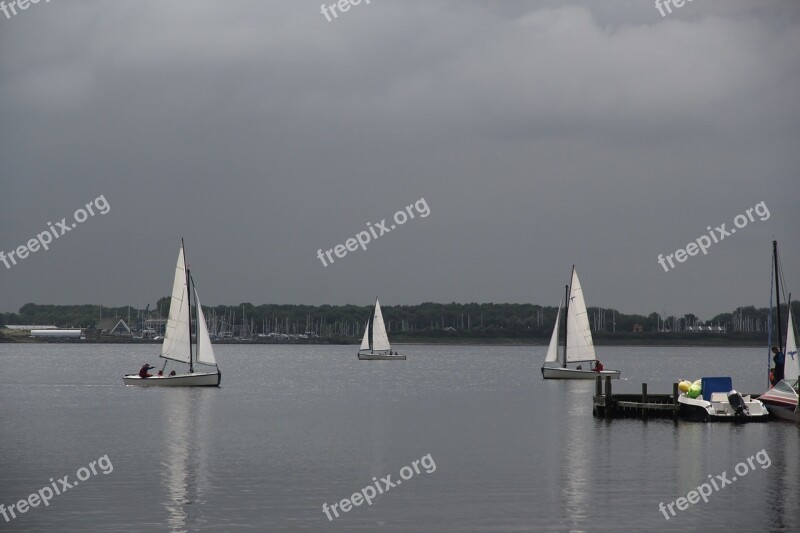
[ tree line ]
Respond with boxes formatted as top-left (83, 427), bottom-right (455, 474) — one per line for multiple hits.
top-left (2, 301), bottom-right (797, 340)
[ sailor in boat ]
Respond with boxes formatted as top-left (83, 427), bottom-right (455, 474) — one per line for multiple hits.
top-left (169, 370), bottom-right (176, 376)
top-left (139, 363), bottom-right (155, 379)
top-left (771, 346), bottom-right (785, 386)
top-left (593, 360), bottom-right (604, 372)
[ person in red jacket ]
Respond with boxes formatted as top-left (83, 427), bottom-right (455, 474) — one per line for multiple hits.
top-left (593, 360), bottom-right (604, 372)
top-left (139, 363), bottom-right (155, 378)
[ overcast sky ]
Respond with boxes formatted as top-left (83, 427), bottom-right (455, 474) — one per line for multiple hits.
top-left (1, 0), bottom-right (798, 319)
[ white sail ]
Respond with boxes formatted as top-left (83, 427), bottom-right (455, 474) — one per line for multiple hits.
top-left (161, 244), bottom-right (191, 364)
top-left (565, 268), bottom-right (597, 363)
top-left (371, 299), bottom-right (391, 352)
top-left (359, 319), bottom-right (370, 350)
top-left (784, 313), bottom-right (799, 382)
top-left (194, 288), bottom-right (217, 366)
top-left (544, 300), bottom-right (562, 364)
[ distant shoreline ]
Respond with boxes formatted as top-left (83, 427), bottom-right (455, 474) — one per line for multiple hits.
top-left (0, 336), bottom-right (765, 347)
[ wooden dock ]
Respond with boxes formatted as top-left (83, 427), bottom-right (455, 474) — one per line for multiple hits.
top-left (592, 376), bottom-right (680, 420)
top-left (593, 377), bottom-right (764, 420)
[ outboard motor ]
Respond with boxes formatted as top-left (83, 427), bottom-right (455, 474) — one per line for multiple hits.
top-left (727, 389), bottom-right (749, 417)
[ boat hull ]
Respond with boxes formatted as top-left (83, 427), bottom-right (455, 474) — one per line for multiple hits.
top-left (123, 371), bottom-right (221, 387)
top-left (758, 380), bottom-right (799, 422)
top-left (541, 366), bottom-right (620, 380)
top-left (677, 394), bottom-right (768, 422)
top-left (357, 352), bottom-right (406, 361)
top-left (762, 405), bottom-right (800, 422)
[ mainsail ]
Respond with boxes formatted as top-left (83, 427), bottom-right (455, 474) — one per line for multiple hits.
top-left (785, 312), bottom-right (799, 382)
top-left (161, 244), bottom-right (192, 364)
top-left (194, 288), bottom-right (217, 366)
top-left (371, 299), bottom-right (391, 352)
top-left (565, 268), bottom-right (597, 363)
top-left (544, 300), bottom-right (562, 364)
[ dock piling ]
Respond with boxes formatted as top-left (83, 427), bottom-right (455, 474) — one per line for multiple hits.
top-left (592, 381), bottom-right (681, 419)
top-left (642, 383), bottom-right (648, 420)
top-left (672, 382), bottom-right (679, 421)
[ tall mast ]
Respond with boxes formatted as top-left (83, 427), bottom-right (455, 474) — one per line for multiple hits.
top-left (562, 277), bottom-right (571, 368)
top-left (191, 273), bottom-right (199, 365)
top-left (774, 241), bottom-right (783, 355)
top-left (788, 293), bottom-right (793, 348)
top-left (183, 239), bottom-right (194, 374)
top-left (369, 298), bottom-right (376, 354)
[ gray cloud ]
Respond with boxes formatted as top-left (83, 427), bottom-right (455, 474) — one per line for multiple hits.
top-left (1, 0), bottom-right (798, 318)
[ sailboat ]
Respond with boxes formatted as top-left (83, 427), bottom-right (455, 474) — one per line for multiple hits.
top-left (123, 240), bottom-right (221, 387)
top-left (541, 266), bottom-right (620, 380)
top-left (757, 241), bottom-right (799, 421)
top-left (358, 298), bottom-right (406, 360)
top-left (760, 313), bottom-right (799, 421)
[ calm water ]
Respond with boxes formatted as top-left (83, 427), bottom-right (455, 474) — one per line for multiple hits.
top-left (0, 344), bottom-right (797, 532)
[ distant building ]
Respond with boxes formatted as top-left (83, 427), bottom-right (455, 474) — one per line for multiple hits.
top-left (97, 318), bottom-right (132, 336)
top-left (31, 329), bottom-right (83, 338)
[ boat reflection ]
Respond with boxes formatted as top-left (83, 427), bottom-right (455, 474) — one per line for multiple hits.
top-left (560, 381), bottom-right (593, 527)
top-left (160, 388), bottom-right (214, 532)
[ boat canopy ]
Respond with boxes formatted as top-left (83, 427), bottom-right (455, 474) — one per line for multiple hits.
top-left (701, 377), bottom-right (733, 402)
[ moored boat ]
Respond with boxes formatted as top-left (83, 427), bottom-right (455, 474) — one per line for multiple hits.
top-left (758, 240), bottom-right (798, 421)
top-left (677, 377), bottom-right (768, 422)
top-left (759, 379), bottom-right (799, 421)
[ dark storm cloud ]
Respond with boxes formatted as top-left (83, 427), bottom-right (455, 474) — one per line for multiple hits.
top-left (1, 0), bottom-right (798, 318)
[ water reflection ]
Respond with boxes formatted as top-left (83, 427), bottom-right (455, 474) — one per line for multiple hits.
top-left (366, 362), bottom-right (390, 471)
top-left (160, 389), bottom-right (214, 532)
top-left (675, 421), bottom-right (705, 494)
top-left (765, 426), bottom-right (799, 531)
top-left (560, 381), bottom-right (595, 529)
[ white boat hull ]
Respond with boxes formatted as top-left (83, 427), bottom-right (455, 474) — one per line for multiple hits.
top-left (358, 351), bottom-right (406, 361)
top-left (123, 371), bottom-right (221, 387)
top-left (765, 405), bottom-right (800, 422)
top-left (541, 366), bottom-right (620, 380)
top-left (677, 394), bottom-right (768, 422)
top-left (758, 379), bottom-right (800, 422)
